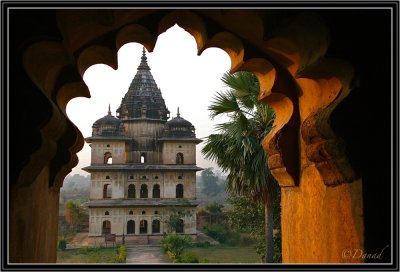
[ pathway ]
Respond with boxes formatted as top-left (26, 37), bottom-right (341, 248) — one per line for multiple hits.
top-left (126, 245), bottom-right (171, 264)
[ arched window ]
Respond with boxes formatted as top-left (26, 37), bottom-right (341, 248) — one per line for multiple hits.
top-left (103, 184), bottom-right (112, 198)
top-left (176, 219), bottom-right (184, 233)
top-left (152, 219), bottom-right (160, 233)
top-left (176, 153), bottom-right (184, 164)
top-left (140, 153), bottom-right (146, 163)
top-left (140, 220), bottom-right (148, 234)
top-left (102, 220), bottom-right (111, 235)
top-left (176, 184), bottom-right (184, 198)
top-left (152, 184), bottom-right (160, 198)
top-left (129, 211), bottom-right (133, 215)
top-left (128, 184), bottom-right (136, 198)
top-left (140, 184), bottom-right (148, 198)
top-left (141, 210), bottom-right (146, 215)
top-left (105, 211), bottom-right (109, 215)
top-left (104, 152), bottom-right (112, 164)
top-left (127, 220), bottom-right (135, 234)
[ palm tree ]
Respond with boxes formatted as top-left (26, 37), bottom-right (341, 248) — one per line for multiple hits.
top-left (202, 71), bottom-right (279, 262)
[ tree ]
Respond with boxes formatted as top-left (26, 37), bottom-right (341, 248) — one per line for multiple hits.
top-left (164, 200), bottom-right (193, 234)
top-left (202, 71), bottom-right (280, 262)
top-left (204, 201), bottom-right (224, 214)
top-left (200, 168), bottom-right (223, 197)
top-left (64, 200), bottom-right (88, 231)
top-left (226, 193), bottom-right (281, 262)
top-left (204, 201), bottom-right (224, 225)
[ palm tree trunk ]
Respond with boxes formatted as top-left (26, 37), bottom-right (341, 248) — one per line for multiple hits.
top-left (264, 201), bottom-right (274, 263)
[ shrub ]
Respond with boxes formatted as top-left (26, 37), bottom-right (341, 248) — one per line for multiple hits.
top-left (115, 245), bottom-right (126, 263)
top-left (202, 224), bottom-right (240, 245)
top-left (161, 234), bottom-right (192, 263)
top-left (58, 240), bottom-right (67, 251)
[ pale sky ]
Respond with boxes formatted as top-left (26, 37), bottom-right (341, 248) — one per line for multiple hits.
top-left (66, 25), bottom-right (231, 176)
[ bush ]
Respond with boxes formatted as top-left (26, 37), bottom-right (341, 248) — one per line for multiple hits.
top-left (239, 234), bottom-right (257, 246)
top-left (58, 240), bottom-right (67, 251)
top-left (179, 252), bottom-right (199, 263)
top-left (161, 234), bottom-right (192, 263)
top-left (202, 224), bottom-right (240, 246)
top-left (115, 245), bottom-right (127, 263)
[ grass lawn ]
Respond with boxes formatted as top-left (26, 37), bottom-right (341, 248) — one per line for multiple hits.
top-left (187, 245), bottom-right (262, 263)
top-left (57, 247), bottom-right (118, 263)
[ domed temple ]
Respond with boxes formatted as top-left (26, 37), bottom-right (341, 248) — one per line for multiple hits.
top-left (83, 48), bottom-right (202, 244)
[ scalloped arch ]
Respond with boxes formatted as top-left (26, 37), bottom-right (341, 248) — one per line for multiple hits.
top-left (21, 9), bottom-right (356, 190)
top-left (159, 10), bottom-right (207, 54)
top-left (77, 45), bottom-right (118, 77)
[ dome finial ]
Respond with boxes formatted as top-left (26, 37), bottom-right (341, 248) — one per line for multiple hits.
top-left (137, 47), bottom-right (150, 70)
top-left (177, 107), bottom-right (180, 118)
top-left (108, 104), bottom-right (111, 116)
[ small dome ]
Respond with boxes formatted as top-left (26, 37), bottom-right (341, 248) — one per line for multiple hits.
top-left (163, 108), bottom-right (196, 138)
top-left (92, 105), bottom-right (124, 136)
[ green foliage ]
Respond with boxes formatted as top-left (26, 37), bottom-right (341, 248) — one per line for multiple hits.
top-left (226, 193), bottom-right (282, 262)
top-left (115, 245), bottom-right (127, 263)
top-left (239, 234), bottom-right (257, 246)
top-left (226, 195), bottom-right (265, 234)
top-left (273, 231), bottom-right (282, 263)
top-left (194, 241), bottom-right (211, 248)
top-left (64, 200), bottom-right (88, 231)
top-left (60, 174), bottom-right (90, 215)
top-left (202, 223), bottom-right (240, 246)
top-left (202, 71), bottom-right (278, 204)
top-left (58, 240), bottom-right (67, 251)
top-left (205, 201), bottom-right (224, 214)
top-left (161, 234), bottom-right (192, 263)
top-left (202, 70), bottom-right (280, 262)
top-left (200, 168), bottom-right (223, 197)
top-left (179, 252), bottom-right (199, 263)
top-left (186, 245), bottom-right (260, 263)
top-left (164, 202), bottom-right (192, 234)
top-left (56, 246), bottom-right (121, 263)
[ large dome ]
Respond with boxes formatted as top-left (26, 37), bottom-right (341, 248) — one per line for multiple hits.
top-left (116, 48), bottom-right (170, 120)
top-left (92, 106), bottom-right (124, 136)
top-left (163, 108), bottom-right (196, 138)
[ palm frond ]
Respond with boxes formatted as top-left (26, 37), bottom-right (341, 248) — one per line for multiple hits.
top-left (208, 91), bottom-right (240, 119)
top-left (203, 70), bottom-right (279, 205)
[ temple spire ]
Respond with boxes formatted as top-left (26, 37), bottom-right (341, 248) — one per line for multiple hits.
top-left (108, 104), bottom-right (111, 116)
top-left (177, 107), bottom-right (180, 118)
top-left (137, 47), bottom-right (150, 71)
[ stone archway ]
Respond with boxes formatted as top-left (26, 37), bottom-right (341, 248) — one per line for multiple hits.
top-left (9, 8), bottom-right (391, 264)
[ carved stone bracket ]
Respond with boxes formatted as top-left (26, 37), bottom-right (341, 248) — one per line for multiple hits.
top-left (297, 59), bottom-right (357, 186)
top-left (22, 40), bottom-right (90, 188)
